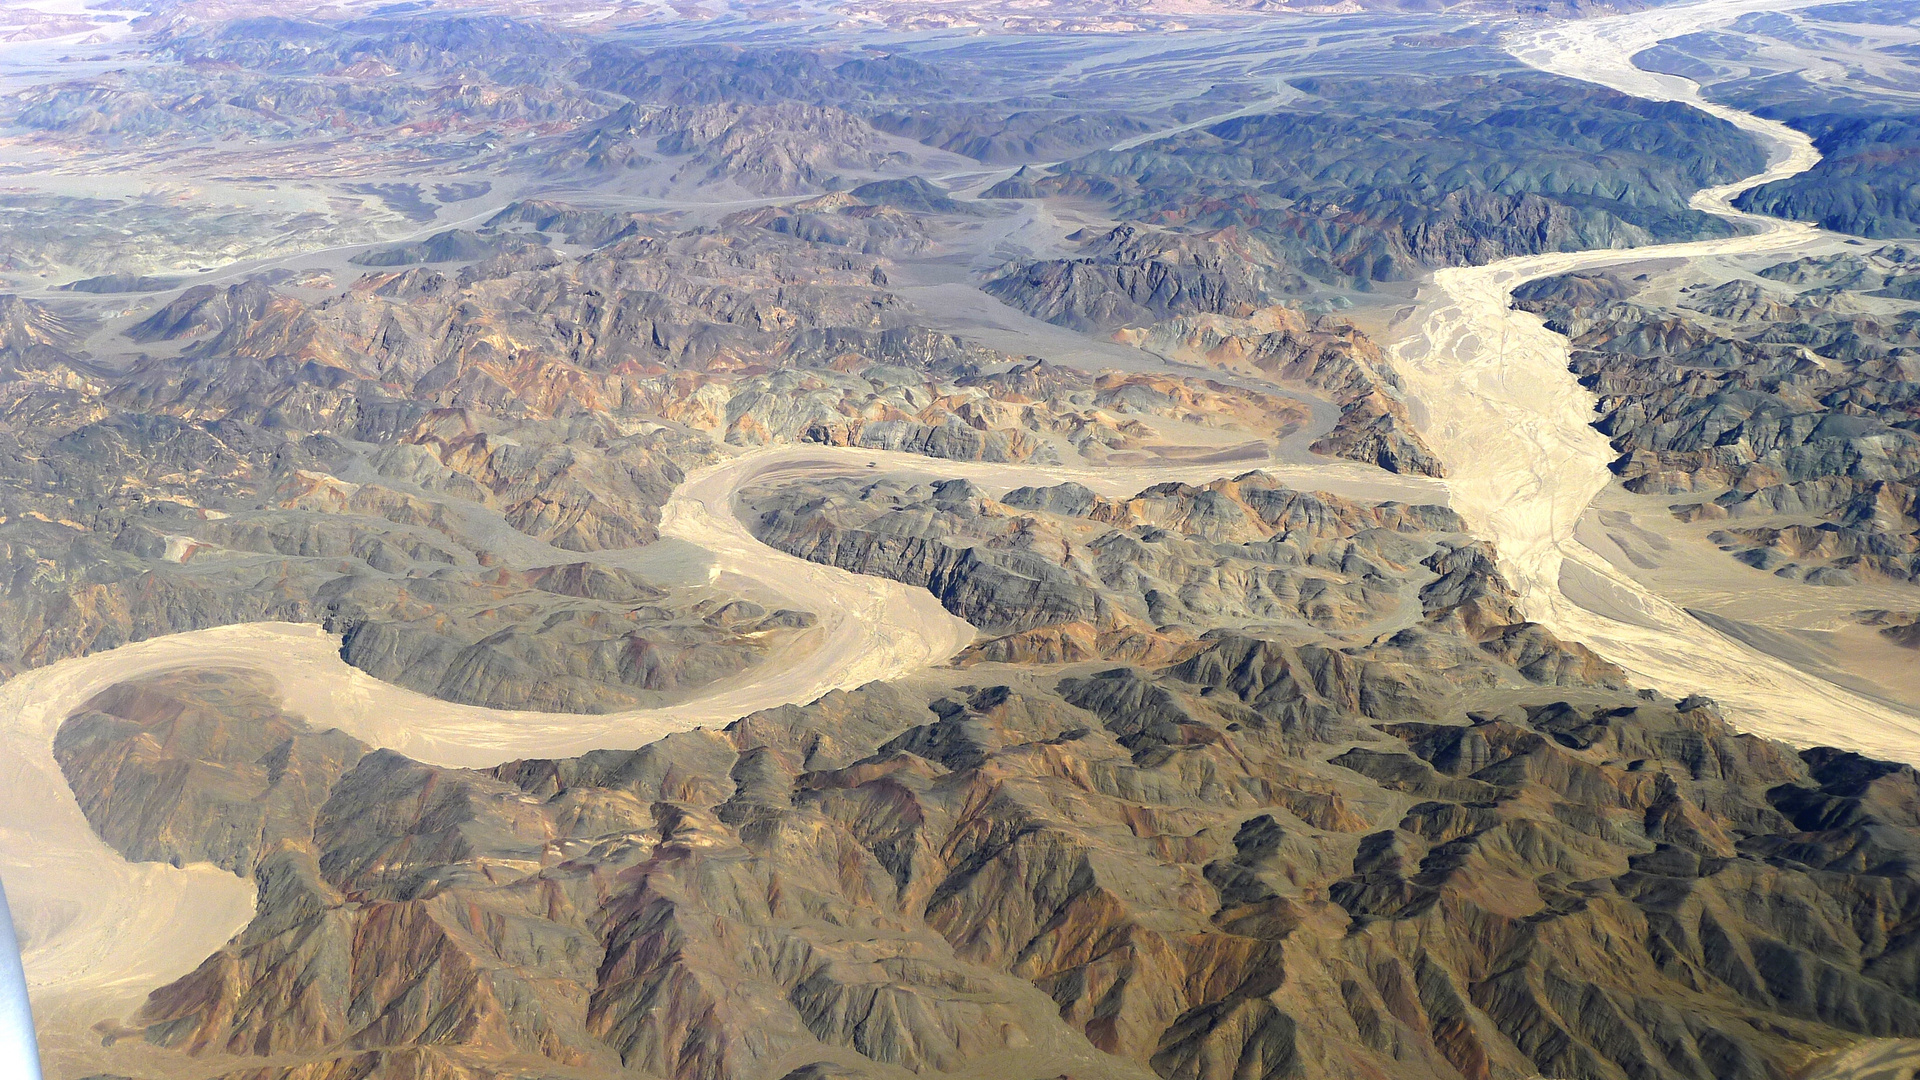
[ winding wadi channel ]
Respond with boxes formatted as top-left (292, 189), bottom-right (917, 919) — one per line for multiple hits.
top-left (9, 2), bottom-right (1920, 1073)
top-left (1392, 0), bottom-right (1920, 764)
top-left (5, 438), bottom-right (1439, 1071)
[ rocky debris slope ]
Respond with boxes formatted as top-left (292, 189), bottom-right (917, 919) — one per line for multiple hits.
top-left (330, 569), bottom-right (816, 714)
top-left (1514, 248), bottom-right (1920, 585)
top-left (0, 490), bottom-right (817, 713)
top-left (55, 668), bottom-right (368, 877)
top-left (559, 101), bottom-right (913, 193)
top-left (0, 16), bottom-right (960, 199)
top-left (744, 471), bottom-right (1614, 685)
top-left (1642, 19), bottom-right (1920, 242)
top-left (67, 623), bottom-right (1920, 1080)
top-left (983, 73), bottom-right (1765, 291)
top-left (349, 229), bottom-right (551, 268)
top-left (0, 311), bottom-right (822, 711)
top-left (0, 200), bottom-right (1317, 707)
top-left (1734, 112), bottom-right (1920, 240)
top-left (126, 224), bottom-right (922, 393)
top-left (22, 12), bottom-right (1920, 1080)
top-left (114, 210), bottom-right (1298, 470)
top-left (828, 0), bottom-right (1661, 29)
top-left (1118, 307), bottom-right (1446, 477)
top-left (0, 293), bottom-right (87, 368)
top-left (871, 106), bottom-right (1159, 164)
top-left (3, 15), bottom-right (604, 194)
top-left (982, 225), bottom-right (1302, 332)
top-left (1857, 609), bottom-right (1920, 649)
top-left (722, 192), bottom-right (939, 258)
top-left (631, 361), bottom-right (1306, 469)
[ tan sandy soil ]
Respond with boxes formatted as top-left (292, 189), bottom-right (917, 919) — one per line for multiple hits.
top-left (1392, 0), bottom-right (1920, 764)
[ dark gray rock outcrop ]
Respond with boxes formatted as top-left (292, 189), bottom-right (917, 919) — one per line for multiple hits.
top-left (1516, 251), bottom-right (1920, 584)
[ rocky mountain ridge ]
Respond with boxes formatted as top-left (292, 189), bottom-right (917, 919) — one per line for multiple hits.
top-left (0, 198), bottom-right (1339, 711)
top-left (59, 585), bottom-right (1920, 1080)
top-left (743, 471), bottom-right (1619, 687)
top-left (19, 8), bottom-right (1920, 1080)
top-left (1116, 307), bottom-right (1445, 477)
top-left (982, 74), bottom-right (1766, 292)
top-left (1514, 249), bottom-right (1920, 586)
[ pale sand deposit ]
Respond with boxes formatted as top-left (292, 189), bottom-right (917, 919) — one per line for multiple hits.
top-left (5, 436), bottom-right (1442, 1068)
top-left (1393, 0), bottom-right (1920, 762)
top-left (13, 3), bottom-right (1919, 1070)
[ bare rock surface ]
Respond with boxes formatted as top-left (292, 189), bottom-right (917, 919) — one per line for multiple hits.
top-left (64, 633), bottom-right (1920, 1080)
top-left (981, 74), bottom-right (1765, 292)
top-left (55, 669), bottom-right (367, 877)
top-left (1515, 247), bottom-right (1920, 586)
top-left (1117, 308), bottom-right (1445, 477)
top-left (743, 471), bottom-right (1618, 688)
top-left (15, 8), bottom-right (1920, 1080)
